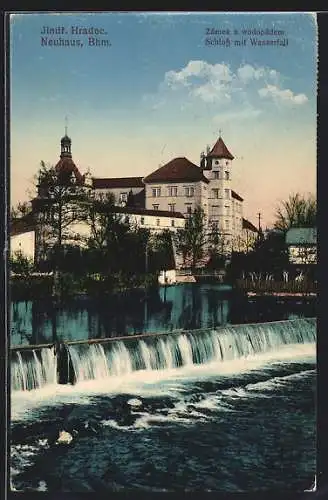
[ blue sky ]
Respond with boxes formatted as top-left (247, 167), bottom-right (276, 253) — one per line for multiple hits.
top-left (10, 12), bottom-right (317, 227)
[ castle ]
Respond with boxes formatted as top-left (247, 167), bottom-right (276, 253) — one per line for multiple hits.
top-left (11, 132), bottom-right (258, 265)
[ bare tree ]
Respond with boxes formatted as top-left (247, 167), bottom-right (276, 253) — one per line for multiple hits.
top-left (274, 193), bottom-right (316, 231)
top-left (174, 206), bottom-right (209, 270)
top-left (10, 201), bottom-right (32, 220)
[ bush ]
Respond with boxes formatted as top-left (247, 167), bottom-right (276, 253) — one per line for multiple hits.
top-left (10, 251), bottom-right (34, 276)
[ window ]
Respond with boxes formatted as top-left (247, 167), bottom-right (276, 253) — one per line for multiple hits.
top-left (225, 205), bottom-right (230, 215)
top-left (225, 220), bottom-right (230, 229)
top-left (153, 204), bottom-right (159, 211)
top-left (168, 203), bottom-right (176, 212)
top-left (215, 160), bottom-right (220, 165)
top-left (140, 217), bottom-right (144, 225)
top-left (152, 187), bottom-right (161, 197)
top-left (225, 171), bottom-right (230, 180)
top-left (156, 219), bottom-right (160, 226)
top-left (168, 186), bottom-right (178, 197)
top-left (171, 219), bottom-right (175, 227)
top-left (213, 171), bottom-right (219, 180)
top-left (185, 187), bottom-right (194, 197)
top-left (212, 188), bottom-right (219, 199)
top-left (210, 205), bottom-right (219, 216)
top-left (119, 192), bottom-right (128, 203)
top-left (225, 189), bottom-right (230, 199)
top-left (185, 204), bottom-right (192, 215)
top-left (211, 221), bottom-right (218, 230)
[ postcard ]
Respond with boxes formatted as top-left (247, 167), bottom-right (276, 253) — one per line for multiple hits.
top-left (9, 11), bottom-right (317, 493)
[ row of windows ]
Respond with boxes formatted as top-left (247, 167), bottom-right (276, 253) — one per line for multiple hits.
top-left (140, 216), bottom-right (175, 227)
top-left (122, 187), bottom-right (234, 202)
top-left (152, 186), bottom-right (195, 198)
top-left (211, 188), bottom-right (230, 199)
top-left (211, 220), bottom-right (232, 230)
top-left (153, 204), bottom-right (239, 216)
top-left (210, 205), bottom-right (231, 215)
top-left (153, 203), bottom-right (195, 214)
top-left (213, 160), bottom-right (230, 166)
top-left (211, 170), bottom-right (230, 180)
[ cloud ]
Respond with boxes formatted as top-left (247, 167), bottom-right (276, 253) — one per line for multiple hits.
top-left (164, 60), bottom-right (234, 102)
top-left (164, 60), bottom-right (233, 88)
top-left (258, 85), bottom-right (308, 104)
top-left (237, 64), bottom-right (279, 84)
top-left (144, 60), bottom-right (308, 113)
top-left (191, 82), bottom-right (232, 103)
top-left (161, 61), bottom-right (283, 104)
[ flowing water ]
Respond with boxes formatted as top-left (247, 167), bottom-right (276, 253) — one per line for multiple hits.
top-left (10, 313), bottom-right (316, 493)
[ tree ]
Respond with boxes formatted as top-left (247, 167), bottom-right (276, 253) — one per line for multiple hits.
top-left (206, 222), bottom-right (227, 269)
top-left (151, 229), bottom-right (175, 271)
top-left (126, 189), bottom-right (135, 208)
top-left (33, 161), bottom-right (90, 266)
top-left (174, 206), bottom-right (208, 269)
top-left (86, 192), bottom-right (117, 252)
top-left (10, 250), bottom-right (34, 276)
top-left (10, 201), bottom-right (32, 220)
top-left (251, 229), bottom-right (289, 274)
top-left (274, 193), bottom-right (316, 231)
top-left (85, 194), bottom-right (151, 276)
top-left (85, 193), bottom-right (130, 274)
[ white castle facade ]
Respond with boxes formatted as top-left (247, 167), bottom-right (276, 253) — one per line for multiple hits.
top-left (92, 134), bottom-right (257, 253)
top-left (11, 133), bottom-right (258, 264)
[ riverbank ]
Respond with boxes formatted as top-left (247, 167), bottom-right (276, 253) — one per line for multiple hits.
top-left (10, 272), bottom-right (159, 302)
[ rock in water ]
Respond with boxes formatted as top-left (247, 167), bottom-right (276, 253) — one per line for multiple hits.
top-left (127, 398), bottom-right (142, 408)
top-left (56, 430), bottom-right (73, 445)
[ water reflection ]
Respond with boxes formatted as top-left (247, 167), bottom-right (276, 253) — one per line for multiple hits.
top-left (10, 283), bottom-right (316, 347)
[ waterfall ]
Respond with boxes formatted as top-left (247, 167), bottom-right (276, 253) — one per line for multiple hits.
top-left (11, 347), bottom-right (57, 392)
top-left (66, 318), bottom-right (316, 384)
top-left (10, 319), bottom-right (315, 390)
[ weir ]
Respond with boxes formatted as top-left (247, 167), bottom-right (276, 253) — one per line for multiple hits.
top-left (11, 346), bottom-right (57, 392)
top-left (11, 318), bottom-right (316, 391)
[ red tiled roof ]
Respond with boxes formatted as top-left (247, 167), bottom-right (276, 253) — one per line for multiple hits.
top-left (93, 177), bottom-right (144, 189)
top-left (232, 190), bottom-right (243, 202)
top-left (143, 157), bottom-right (209, 184)
top-left (207, 137), bottom-right (234, 160)
top-left (243, 218), bottom-right (258, 232)
top-left (54, 158), bottom-right (84, 185)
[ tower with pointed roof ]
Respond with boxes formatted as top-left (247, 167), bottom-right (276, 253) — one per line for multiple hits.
top-left (54, 132), bottom-right (84, 186)
top-left (33, 131), bottom-right (93, 265)
top-left (201, 134), bottom-right (236, 250)
top-left (60, 134), bottom-right (72, 159)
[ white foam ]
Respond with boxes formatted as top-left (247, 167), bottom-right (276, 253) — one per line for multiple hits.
top-left (246, 369), bottom-right (315, 392)
top-left (11, 343), bottom-right (315, 422)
